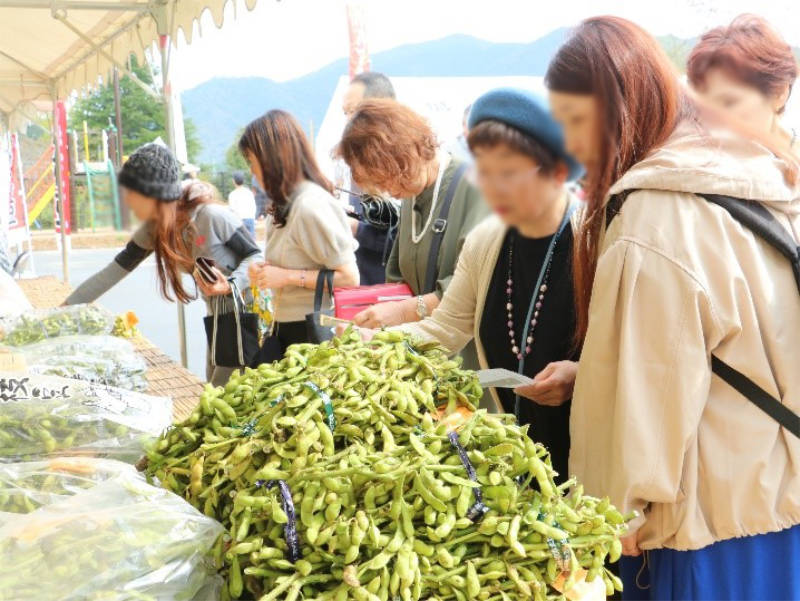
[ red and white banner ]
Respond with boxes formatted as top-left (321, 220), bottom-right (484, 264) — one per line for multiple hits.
top-left (8, 133), bottom-right (26, 232)
top-left (346, 1), bottom-right (370, 79)
top-left (53, 100), bottom-right (71, 235)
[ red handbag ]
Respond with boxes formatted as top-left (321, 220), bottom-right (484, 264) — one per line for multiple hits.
top-left (333, 283), bottom-right (413, 321)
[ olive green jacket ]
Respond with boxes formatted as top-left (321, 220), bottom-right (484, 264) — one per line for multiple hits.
top-left (386, 159), bottom-right (489, 297)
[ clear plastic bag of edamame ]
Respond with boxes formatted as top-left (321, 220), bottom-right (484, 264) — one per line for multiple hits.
top-left (7, 334), bottom-right (148, 391)
top-left (0, 304), bottom-right (114, 346)
top-left (0, 457), bottom-right (137, 516)
top-left (0, 372), bottom-right (172, 463)
top-left (0, 468), bottom-right (223, 601)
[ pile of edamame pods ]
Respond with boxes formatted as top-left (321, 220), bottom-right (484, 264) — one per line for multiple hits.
top-left (144, 330), bottom-right (628, 601)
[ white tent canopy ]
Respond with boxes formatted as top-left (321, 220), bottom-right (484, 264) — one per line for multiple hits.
top-left (0, 0), bottom-right (257, 127)
top-left (0, 0), bottom-right (259, 368)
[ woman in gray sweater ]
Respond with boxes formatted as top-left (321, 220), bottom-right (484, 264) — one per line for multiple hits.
top-left (65, 143), bottom-right (263, 386)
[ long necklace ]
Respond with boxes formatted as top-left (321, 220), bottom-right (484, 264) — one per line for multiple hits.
top-left (506, 201), bottom-right (576, 361)
top-left (411, 153), bottom-right (450, 245)
top-left (505, 234), bottom-right (556, 360)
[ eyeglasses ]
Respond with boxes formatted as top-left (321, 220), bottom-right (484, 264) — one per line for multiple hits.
top-left (476, 166), bottom-right (541, 191)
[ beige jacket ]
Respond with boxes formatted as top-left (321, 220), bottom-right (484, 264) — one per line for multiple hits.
top-left (570, 120), bottom-right (800, 551)
top-left (265, 181), bottom-right (358, 322)
top-left (398, 196), bottom-right (581, 413)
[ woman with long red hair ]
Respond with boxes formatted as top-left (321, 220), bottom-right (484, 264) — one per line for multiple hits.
top-left (66, 143), bottom-right (263, 386)
top-left (547, 16), bottom-right (800, 600)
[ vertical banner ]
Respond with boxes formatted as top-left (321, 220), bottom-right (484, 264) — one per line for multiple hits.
top-left (54, 100), bottom-right (71, 235)
top-left (346, 1), bottom-right (370, 79)
top-left (8, 133), bottom-right (26, 233)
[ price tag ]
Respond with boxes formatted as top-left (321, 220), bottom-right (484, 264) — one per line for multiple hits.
top-left (476, 368), bottom-right (533, 389)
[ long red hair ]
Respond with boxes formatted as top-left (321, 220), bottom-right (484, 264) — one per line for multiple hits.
top-left (152, 181), bottom-right (215, 303)
top-left (545, 16), bottom-right (689, 344)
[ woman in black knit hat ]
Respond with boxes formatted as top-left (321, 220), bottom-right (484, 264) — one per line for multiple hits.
top-left (65, 143), bottom-right (263, 386)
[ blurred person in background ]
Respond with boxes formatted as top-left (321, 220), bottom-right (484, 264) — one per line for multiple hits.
top-left (337, 71), bottom-right (398, 284)
top-left (547, 16), bottom-right (800, 601)
top-left (337, 99), bottom-right (489, 330)
top-left (242, 110), bottom-right (358, 357)
top-left (228, 171), bottom-right (257, 238)
top-left (688, 14), bottom-right (798, 155)
top-left (446, 104), bottom-right (474, 165)
top-left (252, 175), bottom-right (269, 219)
top-left (394, 88), bottom-right (584, 480)
top-left (65, 144), bottom-right (262, 386)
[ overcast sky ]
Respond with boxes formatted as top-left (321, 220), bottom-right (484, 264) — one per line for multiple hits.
top-left (172, 0), bottom-right (799, 91)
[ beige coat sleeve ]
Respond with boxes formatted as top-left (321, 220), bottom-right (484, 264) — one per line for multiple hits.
top-left (396, 227), bottom-right (481, 354)
top-left (569, 238), bottom-right (721, 526)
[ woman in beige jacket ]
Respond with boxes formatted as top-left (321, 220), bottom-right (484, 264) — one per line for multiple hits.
top-left (547, 17), bottom-right (800, 600)
top-left (397, 88), bottom-right (584, 481)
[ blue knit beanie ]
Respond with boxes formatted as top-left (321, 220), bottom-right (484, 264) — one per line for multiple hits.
top-left (468, 87), bottom-right (584, 182)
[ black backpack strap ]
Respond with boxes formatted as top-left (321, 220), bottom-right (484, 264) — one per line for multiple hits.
top-left (604, 189), bottom-right (637, 231)
top-left (423, 161), bottom-right (469, 295)
top-left (605, 189), bottom-right (800, 438)
top-left (699, 193), bottom-right (800, 292)
top-left (712, 356), bottom-right (800, 439)
top-left (698, 194), bottom-right (800, 439)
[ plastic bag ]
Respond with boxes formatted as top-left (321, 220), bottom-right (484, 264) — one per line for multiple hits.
top-left (0, 304), bottom-right (114, 346)
top-left (0, 372), bottom-right (172, 462)
top-left (0, 466), bottom-right (223, 601)
top-left (7, 334), bottom-right (148, 391)
top-left (0, 457), bottom-right (136, 515)
top-left (248, 284), bottom-right (274, 344)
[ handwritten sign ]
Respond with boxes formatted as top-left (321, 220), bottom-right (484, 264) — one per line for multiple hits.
top-left (0, 377), bottom-right (71, 402)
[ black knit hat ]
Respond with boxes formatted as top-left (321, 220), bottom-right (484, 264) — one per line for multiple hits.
top-left (118, 143), bottom-right (182, 202)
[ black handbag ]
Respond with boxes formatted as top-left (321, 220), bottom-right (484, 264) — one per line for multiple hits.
top-left (305, 270), bottom-right (335, 343)
top-left (203, 280), bottom-right (260, 368)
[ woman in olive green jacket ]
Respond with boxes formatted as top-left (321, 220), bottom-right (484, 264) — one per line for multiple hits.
top-left (337, 99), bottom-right (489, 330)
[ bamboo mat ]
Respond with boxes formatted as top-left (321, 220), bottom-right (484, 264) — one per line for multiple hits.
top-left (17, 276), bottom-right (202, 422)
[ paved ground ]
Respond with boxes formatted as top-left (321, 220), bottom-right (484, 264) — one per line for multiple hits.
top-left (32, 248), bottom-right (209, 380)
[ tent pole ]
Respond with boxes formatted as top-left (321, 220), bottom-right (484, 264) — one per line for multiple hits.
top-left (160, 34), bottom-right (188, 369)
top-left (51, 87), bottom-right (69, 284)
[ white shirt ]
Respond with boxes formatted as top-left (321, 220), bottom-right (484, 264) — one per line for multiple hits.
top-left (227, 186), bottom-right (257, 220)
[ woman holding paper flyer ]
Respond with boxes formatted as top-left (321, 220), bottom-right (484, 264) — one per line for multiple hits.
top-left (394, 88), bottom-right (584, 481)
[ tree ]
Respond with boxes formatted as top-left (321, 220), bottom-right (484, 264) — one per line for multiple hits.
top-left (225, 127), bottom-right (248, 173)
top-left (70, 56), bottom-right (201, 162)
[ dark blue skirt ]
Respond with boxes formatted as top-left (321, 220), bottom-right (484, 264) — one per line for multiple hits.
top-left (620, 524), bottom-right (800, 601)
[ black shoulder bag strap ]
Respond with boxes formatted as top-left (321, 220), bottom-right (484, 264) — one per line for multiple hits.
top-left (606, 191), bottom-right (800, 439)
top-left (313, 269), bottom-right (334, 313)
top-left (423, 162), bottom-right (469, 295)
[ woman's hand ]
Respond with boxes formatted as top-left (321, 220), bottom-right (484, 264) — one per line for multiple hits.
top-left (514, 360), bottom-right (578, 406)
top-left (352, 300), bottom-right (411, 329)
top-left (249, 261), bottom-right (290, 291)
top-left (621, 532), bottom-right (642, 557)
top-left (194, 267), bottom-right (232, 297)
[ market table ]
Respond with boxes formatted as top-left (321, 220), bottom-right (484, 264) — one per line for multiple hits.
top-left (17, 276), bottom-right (203, 422)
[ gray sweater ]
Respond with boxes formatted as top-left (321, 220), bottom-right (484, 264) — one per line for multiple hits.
top-left (66, 204), bottom-right (263, 306)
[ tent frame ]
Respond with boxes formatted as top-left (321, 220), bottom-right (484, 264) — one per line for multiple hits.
top-left (0, 0), bottom-right (189, 365)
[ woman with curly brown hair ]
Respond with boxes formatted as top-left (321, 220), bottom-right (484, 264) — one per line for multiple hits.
top-left (336, 99), bottom-right (488, 330)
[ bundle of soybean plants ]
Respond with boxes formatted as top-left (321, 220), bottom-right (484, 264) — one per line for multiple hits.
top-left (144, 330), bottom-right (628, 601)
